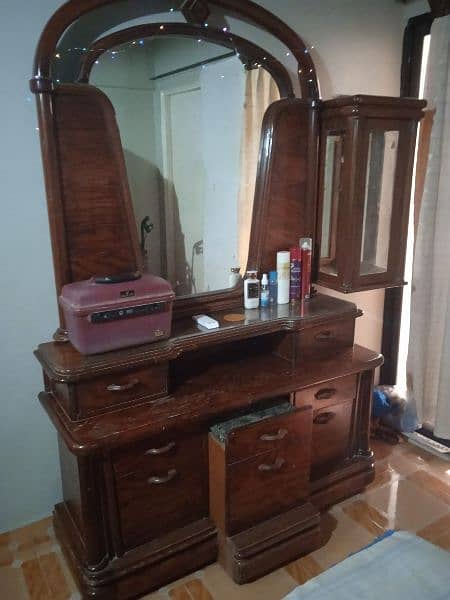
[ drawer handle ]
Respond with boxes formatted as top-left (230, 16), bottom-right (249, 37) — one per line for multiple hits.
top-left (259, 428), bottom-right (288, 442)
top-left (258, 457), bottom-right (285, 472)
top-left (107, 379), bottom-right (140, 392)
top-left (313, 411), bottom-right (335, 425)
top-left (147, 469), bottom-right (177, 485)
top-left (315, 330), bottom-right (335, 342)
top-left (145, 441), bottom-right (176, 456)
top-left (314, 388), bottom-right (337, 400)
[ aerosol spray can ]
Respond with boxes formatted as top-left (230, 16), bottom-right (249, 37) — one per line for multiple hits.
top-left (300, 238), bottom-right (312, 300)
top-left (277, 251), bottom-right (290, 304)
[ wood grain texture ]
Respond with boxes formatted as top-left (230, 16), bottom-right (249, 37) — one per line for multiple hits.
top-left (248, 99), bottom-right (318, 276)
top-left (52, 363), bottom-right (168, 420)
top-left (35, 294), bottom-right (360, 383)
top-left (30, 4), bottom-right (387, 595)
top-left (222, 503), bottom-right (320, 583)
top-left (31, 1), bottom-right (320, 326)
top-left (317, 95), bottom-right (426, 293)
top-left (39, 344), bottom-right (382, 456)
top-left (31, 0), bottom-right (318, 98)
top-left (51, 84), bottom-right (141, 283)
top-left (225, 407), bottom-right (311, 464)
top-left (208, 406), bottom-right (313, 535)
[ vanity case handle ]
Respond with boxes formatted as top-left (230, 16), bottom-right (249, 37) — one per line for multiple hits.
top-left (314, 388), bottom-right (337, 400)
top-left (259, 428), bottom-right (288, 442)
top-left (315, 330), bottom-right (335, 342)
top-left (107, 379), bottom-right (140, 392)
top-left (145, 441), bottom-right (176, 456)
top-left (313, 412), bottom-right (335, 425)
top-left (147, 469), bottom-right (177, 485)
top-left (258, 457), bottom-right (285, 472)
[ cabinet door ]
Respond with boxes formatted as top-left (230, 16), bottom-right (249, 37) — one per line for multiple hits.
top-left (113, 432), bottom-right (209, 550)
top-left (226, 406), bottom-right (313, 534)
top-left (310, 402), bottom-right (354, 479)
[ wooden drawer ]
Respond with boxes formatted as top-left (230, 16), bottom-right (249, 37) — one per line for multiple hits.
top-left (53, 363), bottom-right (168, 419)
top-left (311, 401), bottom-right (354, 479)
top-left (297, 319), bottom-right (355, 358)
top-left (226, 410), bottom-right (307, 464)
top-left (209, 405), bottom-right (312, 536)
top-left (113, 432), bottom-right (209, 549)
top-left (295, 374), bottom-right (357, 411)
top-left (228, 444), bottom-right (311, 534)
top-left (112, 431), bottom-right (203, 479)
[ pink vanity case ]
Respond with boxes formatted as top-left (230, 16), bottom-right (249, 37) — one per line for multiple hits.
top-left (59, 272), bottom-right (175, 355)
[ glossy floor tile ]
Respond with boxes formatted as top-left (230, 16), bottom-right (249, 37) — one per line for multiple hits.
top-left (1, 438), bottom-right (449, 600)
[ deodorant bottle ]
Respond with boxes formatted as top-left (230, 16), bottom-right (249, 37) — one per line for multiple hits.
top-left (277, 251), bottom-right (290, 304)
top-left (244, 271), bottom-right (260, 309)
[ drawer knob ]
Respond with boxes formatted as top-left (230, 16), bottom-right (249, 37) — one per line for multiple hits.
top-left (147, 469), bottom-right (177, 485)
top-left (315, 330), bottom-right (335, 342)
top-left (313, 411), bottom-right (335, 425)
top-left (314, 388), bottom-right (337, 400)
top-left (107, 379), bottom-right (140, 392)
top-left (258, 457), bottom-right (285, 472)
top-left (145, 441), bottom-right (176, 456)
top-left (259, 428), bottom-right (288, 442)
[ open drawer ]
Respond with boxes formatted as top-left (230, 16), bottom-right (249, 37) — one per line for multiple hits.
top-left (209, 402), bottom-right (312, 536)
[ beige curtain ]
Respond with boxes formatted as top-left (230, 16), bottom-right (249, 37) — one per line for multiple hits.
top-left (238, 68), bottom-right (280, 273)
top-left (407, 15), bottom-right (450, 438)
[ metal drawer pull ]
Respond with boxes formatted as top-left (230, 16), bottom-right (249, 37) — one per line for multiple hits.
top-left (147, 469), bottom-right (177, 485)
top-left (145, 441), bottom-right (176, 456)
top-left (313, 411), bottom-right (335, 425)
top-left (314, 388), bottom-right (337, 400)
top-left (258, 457), bottom-right (285, 472)
top-left (259, 428), bottom-right (288, 442)
top-left (315, 330), bottom-right (335, 342)
top-left (107, 379), bottom-right (140, 392)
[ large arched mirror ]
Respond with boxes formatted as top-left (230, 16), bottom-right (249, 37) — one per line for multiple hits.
top-left (31, 0), bottom-right (319, 326)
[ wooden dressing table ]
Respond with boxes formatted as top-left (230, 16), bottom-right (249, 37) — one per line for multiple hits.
top-left (35, 295), bottom-right (382, 597)
top-left (30, 1), bottom-right (422, 598)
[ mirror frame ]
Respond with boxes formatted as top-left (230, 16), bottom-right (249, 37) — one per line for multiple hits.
top-left (77, 22), bottom-right (294, 99)
top-left (30, 0), bottom-right (319, 333)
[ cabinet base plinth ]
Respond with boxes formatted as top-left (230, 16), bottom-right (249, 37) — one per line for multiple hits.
top-left (311, 460), bottom-right (375, 510)
top-left (54, 504), bottom-right (217, 600)
top-left (219, 503), bottom-right (321, 584)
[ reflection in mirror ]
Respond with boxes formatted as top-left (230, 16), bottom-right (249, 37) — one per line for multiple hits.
top-left (89, 37), bottom-right (279, 296)
top-left (360, 130), bottom-right (398, 275)
top-left (320, 133), bottom-right (344, 276)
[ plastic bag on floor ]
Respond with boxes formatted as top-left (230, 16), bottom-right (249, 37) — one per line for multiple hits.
top-left (373, 385), bottom-right (418, 432)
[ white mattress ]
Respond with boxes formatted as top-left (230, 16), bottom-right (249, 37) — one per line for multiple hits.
top-left (283, 531), bottom-right (450, 600)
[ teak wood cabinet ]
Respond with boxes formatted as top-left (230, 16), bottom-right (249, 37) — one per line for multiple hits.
top-left (317, 95), bottom-right (425, 293)
top-left (28, 1), bottom-right (424, 598)
top-left (36, 297), bottom-right (382, 597)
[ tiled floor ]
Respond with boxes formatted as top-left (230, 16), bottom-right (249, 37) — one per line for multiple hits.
top-left (1, 438), bottom-right (450, 600)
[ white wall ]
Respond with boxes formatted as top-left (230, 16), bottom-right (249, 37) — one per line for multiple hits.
top-left (0, 0), bottom-right (428, 532)
top-left (0, 0), bottom-right (64, 532)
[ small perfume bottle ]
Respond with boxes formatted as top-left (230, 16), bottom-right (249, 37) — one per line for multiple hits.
top-left (260, 273), bottom-right (269, 308)
top-left (244, 270), bottom-right (260, 309)
top-left (269, 271), bottom-right (278, 305)
top-left (229, 267), bottom-right (241, 288)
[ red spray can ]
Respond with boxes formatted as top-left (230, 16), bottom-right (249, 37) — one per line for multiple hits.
top-left (300, 238), bottom-right (312, 300)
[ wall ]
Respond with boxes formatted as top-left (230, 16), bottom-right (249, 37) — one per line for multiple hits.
top-left (0, 0), bottom-right (427, 532)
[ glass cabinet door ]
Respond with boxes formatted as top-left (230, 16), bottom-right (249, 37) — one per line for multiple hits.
top-left (360, 130), bottom-right (399, 276)
top-left (320, 133), bottom-right (344, 277)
